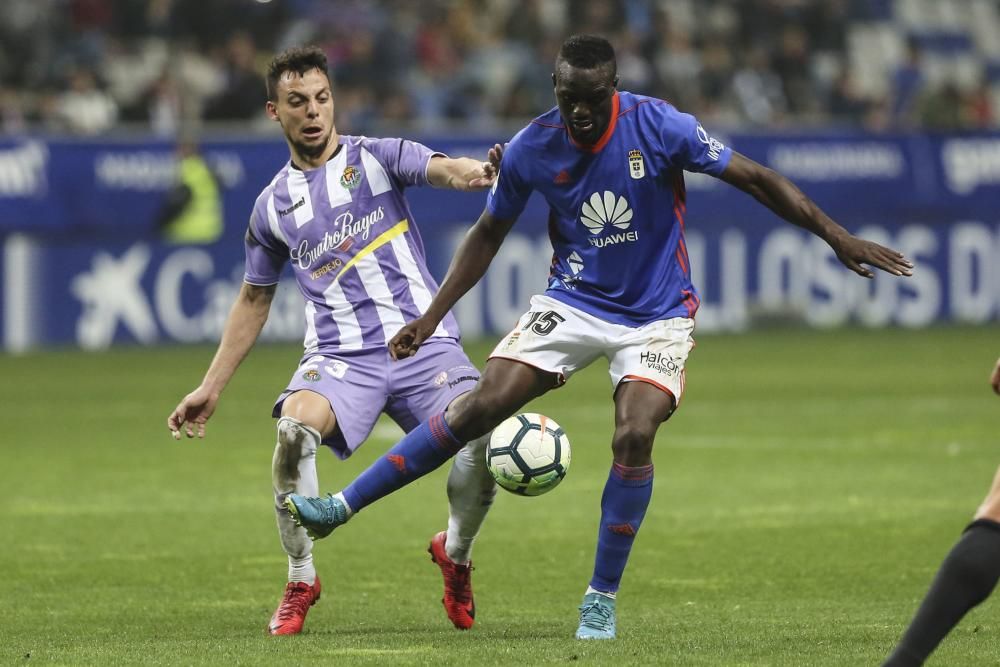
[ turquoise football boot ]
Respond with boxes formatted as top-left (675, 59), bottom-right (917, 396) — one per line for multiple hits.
top-left (575, 592), bottom-right (617, 639)
top-left (284, 493), bottom-right (349, 540)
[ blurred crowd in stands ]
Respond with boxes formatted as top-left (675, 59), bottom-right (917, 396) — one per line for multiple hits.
top-left (0, 0), bottom-right (997, 137)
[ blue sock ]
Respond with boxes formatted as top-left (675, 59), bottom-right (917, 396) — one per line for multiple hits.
top-left (589, 462), bottom-right (654, 593)
top-left (342, 413), bottom-right (462, 513)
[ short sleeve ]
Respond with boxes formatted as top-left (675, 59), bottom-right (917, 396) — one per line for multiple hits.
top-left (243, 196), bottom-right (287, 285)
top-left (364, 137), bottom-right (442, 188)
top-left (486, 133), bottom-right (533, 220)
top-left (657, 103), bottom-right (732, 176)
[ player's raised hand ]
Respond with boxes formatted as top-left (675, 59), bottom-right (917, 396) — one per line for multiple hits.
top-left (167, 386), bottom-right (219, 440)
top-left (486, 143), bottom-right (505, 172)
top-left (389, 317), bottom-right (437, 360)
top-left (990, 357), bottom-right (1000, 396)
top-left (830, 233), bottom-right (914, 279)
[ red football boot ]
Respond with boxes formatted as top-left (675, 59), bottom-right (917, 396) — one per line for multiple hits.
top-left (428, 531), bottom-right (475, 630)
top-left (267, 576), bottom-right (321, 635)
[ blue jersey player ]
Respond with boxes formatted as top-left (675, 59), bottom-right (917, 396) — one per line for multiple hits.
top-left (287, 35), bottom-right (914, 639)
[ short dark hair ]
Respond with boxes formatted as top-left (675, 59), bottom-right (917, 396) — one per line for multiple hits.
top-left (266, 46), bottom-right (330, 100)
top-left (557, 35), bottom-right (616, 75)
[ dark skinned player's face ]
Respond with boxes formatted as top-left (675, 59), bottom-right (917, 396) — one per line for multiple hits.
top-left (552, 62), bottom-right (618, 146)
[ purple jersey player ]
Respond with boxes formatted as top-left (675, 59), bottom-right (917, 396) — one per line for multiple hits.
top-left (286, 35), bottom-right (914, 640)
top-left (166, 47), bottom-right (502, 636)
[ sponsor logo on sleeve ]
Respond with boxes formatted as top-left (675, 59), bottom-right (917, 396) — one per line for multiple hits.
top-left (696, 124), bottom-right (725, 161)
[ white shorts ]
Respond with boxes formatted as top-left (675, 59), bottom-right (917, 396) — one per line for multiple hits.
top-left (489, 294), bottom-right (695, 407)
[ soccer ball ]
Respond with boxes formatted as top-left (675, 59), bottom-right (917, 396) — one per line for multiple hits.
top-left (486, 413), bottom-right (571, 496)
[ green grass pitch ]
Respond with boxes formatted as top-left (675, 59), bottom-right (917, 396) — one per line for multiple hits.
top-left (2, 325), bottom-right (998, 665)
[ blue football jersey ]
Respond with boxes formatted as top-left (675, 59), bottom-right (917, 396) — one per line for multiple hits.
top-left (487, 91), bottom-right (733, 327)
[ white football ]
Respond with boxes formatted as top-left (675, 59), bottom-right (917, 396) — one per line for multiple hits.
top-left (486, 413), bottom-right (571, 496)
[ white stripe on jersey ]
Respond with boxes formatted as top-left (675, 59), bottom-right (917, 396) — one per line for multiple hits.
top-left (353, 251), bottom-right (406, 343)
top-left (324, 146), bottom-right (353, 209)
top-left (322, 280), bottom-right (363, 350)
top-left (360, 147), bottom-right (392, 197)
top-left (286, 169), bottom-right (315, 229)
top-left (266, 193), bottom-right (289, 246)
top-left (389, 235), bottom-right (447, 339)
top-left (303, 299), bottom-right (318, 354)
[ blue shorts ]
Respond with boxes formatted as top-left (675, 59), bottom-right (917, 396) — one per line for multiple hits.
top-left (273, 339), bottom-right (479, 459)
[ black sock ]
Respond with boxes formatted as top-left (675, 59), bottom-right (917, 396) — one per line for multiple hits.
top-left (884, 519), bottom-right (1000, 666)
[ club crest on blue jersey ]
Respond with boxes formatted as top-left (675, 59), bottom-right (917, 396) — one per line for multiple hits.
top-left (340, 165), bottom-right (362, 190)
top-left (628, 149), bottom-right (645, 180)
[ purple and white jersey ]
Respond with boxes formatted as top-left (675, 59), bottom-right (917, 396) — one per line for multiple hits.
top-left (244, 135), bottom-right (461, 354)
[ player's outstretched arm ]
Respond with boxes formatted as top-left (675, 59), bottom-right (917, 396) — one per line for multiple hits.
top-left (167, 282), bottom-right (276, 439)
top-left (390, 210), bottom-right (516, 359)
top-left (991, 357), bottom-right (1000, 396)
top-left (719, 152), bottom-right (914, 279)
top-left (427, 144), bottom-right (504, 192)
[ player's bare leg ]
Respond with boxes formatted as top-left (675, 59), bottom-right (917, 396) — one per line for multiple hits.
top-left (267, 390), bottom-right (337, 635)
top-left (884, 464), bottom-right (1000, 665)
top-left (444, 358), bottom-right (559, 440)
top-left (578, 381), bottom-right (674, 640)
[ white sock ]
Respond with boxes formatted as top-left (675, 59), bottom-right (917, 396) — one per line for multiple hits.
top-left (273, 416), bottom-right (320, 585)
top-left (445, 434), bottom-right (496, 564)
top-left (332, 491), bottom-right (354, 518)
top-left (288, 554), bottom-right (315, 585)
top-left (586, 586), bottom-right (617, 600)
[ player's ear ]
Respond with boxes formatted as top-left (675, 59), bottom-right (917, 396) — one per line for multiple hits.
top-left (551, 72), bottom-right (557, 87)
top-left (265, 100), bottom-right (278, 121)
top-left (613, 75), bottom-right (619, 89)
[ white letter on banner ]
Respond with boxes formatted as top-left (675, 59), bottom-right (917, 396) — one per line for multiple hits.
top-left (949, 222), bottom-right (995, 322)
top-left (685, 232), bottom-right (717, 331)
top-left (2, 234), bottom-right (39, 352)
top-left (720, 229), bottom-right (748, 331)
top-left (485, 233), bottom-right (546, 333)
top-left (850, 225), bottom-right (895, 328)
top-left (154, 248), bottom-right (214, 342)
top-left (758, 229), bottom-right (806, 315)
top-left (895, 225), bottom-right (940, 328)
top-left (688, 229), bottom-right (748, 333)
top-left (805, 235), bottom-right (850, 327)
top-left (448, 227), bottom-right (484, 338)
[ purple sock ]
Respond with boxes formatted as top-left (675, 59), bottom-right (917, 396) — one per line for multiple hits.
top-left (342, 413), bottom-right (462, 513)
top-left (589, 462), bottom-right (654, 593)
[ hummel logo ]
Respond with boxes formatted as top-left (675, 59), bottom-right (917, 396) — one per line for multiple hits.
top-left (387, 454), bottom-right (406, 473)
top-left (278, 196), bottom-right (306, 217)
top-left (607, 522), bottom-right (636, 536)
top-left (554, 169), bottom-right (571, 184)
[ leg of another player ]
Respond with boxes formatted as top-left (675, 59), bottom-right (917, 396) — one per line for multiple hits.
top-left (443, 431), bottom-right (496, 565)
top-left (267, 390), bottom-right (336, 635)
top-left (884, 466), bottom-right (1000, 666)
top-left (287, 360), bottom-right (555, 537)
top-left (338, 358), bottom-right (557, 512)
top-left (429, 430), bottom-right (497, 630)
top-left (578, 381), bottom-right (673, 640)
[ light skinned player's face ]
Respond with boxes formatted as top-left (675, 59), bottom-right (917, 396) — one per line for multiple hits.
top-left (266, 68), bottom-right (336, 162)
top-left (552, 62), bottom-right (618, 146)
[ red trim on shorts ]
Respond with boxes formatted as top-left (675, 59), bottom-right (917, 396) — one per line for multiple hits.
top-left (487, 354), bottom-right (566, 386)
top-left (620, 374), bottom-right (679, 408)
